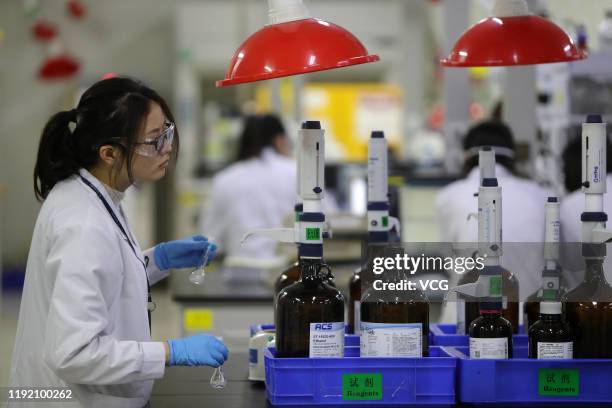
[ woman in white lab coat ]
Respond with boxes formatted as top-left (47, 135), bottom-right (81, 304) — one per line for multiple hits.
top-left (202, 115), bottom-right (296, 265)
top-left (9, 77), bottom-right (228, 408)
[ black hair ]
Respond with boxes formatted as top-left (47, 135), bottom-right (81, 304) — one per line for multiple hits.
top-left (235, 114), bottom-right (286, 161)
top-left (462, 120), bottom-right (516, 175)
top-left (34, 77), bottom-right (178, 201)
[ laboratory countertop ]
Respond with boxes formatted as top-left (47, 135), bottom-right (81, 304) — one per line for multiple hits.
top-left (151, 351), bottom-right (269, 407)
top-left (171, 268), bottom-right (274, 303)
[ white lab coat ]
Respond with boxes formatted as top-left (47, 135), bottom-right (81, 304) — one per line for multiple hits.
top-left (560, 173), bottom-right (612, 286)
top-left (435, 165), bottom-right (552, 296)
top-left (9, 169), bottom-right (168, 408)
top-left (202, 148), bottom-right (297, 261)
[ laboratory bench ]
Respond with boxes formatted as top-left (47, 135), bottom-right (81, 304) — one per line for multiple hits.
top-left (151, 351), bottom-right (269, 408)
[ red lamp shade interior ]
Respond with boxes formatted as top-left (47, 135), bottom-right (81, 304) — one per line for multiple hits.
top-left (38, 55), bottom-right (80, 80)
top-left (217, 18), bottom-right (379, 87)
top-left (67, 0), bottom-right (87, 19)
top-left (32, 21), bottom-right (58, 42)
top-left (441, 15), bottom-right (586, 67)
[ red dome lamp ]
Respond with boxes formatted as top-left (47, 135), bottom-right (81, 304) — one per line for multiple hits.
top-left (441, 0), bottom-right (587, 67)
top-left (216, 0), bottom-right (379, 87)
top-left (38, 40), bottom-right (80, 81)
top-left (38, 54), bottom-right (80, 80)
top-left (67, 0), bottom-right (87, 19)
top-left (32, 20), bottom-right (58, 42)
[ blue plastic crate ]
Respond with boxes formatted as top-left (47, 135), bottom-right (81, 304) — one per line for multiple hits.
top-left (446, 346), bottom-right (612, 405)
top-left (264, 345), bottom-right (457, 406)
top-left (431, 323), bottom-right (527, 348)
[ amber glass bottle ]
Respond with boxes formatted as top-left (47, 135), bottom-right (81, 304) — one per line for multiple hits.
top-left (457, 266), bottom-right (519, 334)
top-left (528, 302), bottom-right (573, 359)
top-left (275, 258), bottom-right (335, 299)
top-left (348, 267), bottom-right (362, 334)
top-left (275, 260), bottom-right (300, 296)
top-left (563, 257), bottom-right (612, 358)
top-left (360, 247), bottom-right (429, 357)
top-left (348, 244), bottom-right (381, 334)
top-left (469, 301), bottom-right (513, 359)
top-left (275, 258), bottom-right (345, 358)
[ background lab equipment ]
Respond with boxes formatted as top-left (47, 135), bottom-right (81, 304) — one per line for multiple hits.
top-left (201, 115), bottom-right (296, 282)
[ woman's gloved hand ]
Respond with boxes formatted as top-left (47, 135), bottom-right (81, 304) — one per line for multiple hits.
top-left (167, 334), bottom-right (229, 367)
top-left (154, 235), bottom-right (217, 270)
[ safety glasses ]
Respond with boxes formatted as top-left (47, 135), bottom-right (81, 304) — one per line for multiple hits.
top-left (134, 121), bottom-right (175, 157)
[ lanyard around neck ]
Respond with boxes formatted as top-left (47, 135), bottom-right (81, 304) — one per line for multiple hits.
top-left (79, 175), bottom-right (153, 331)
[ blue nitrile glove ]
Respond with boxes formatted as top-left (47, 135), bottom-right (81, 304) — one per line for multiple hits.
top-left (154, 235), bottom-right (217, 270)
top-left (167, 334), bottom-right (229, 367)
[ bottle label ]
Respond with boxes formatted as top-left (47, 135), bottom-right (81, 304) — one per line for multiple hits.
top-left (360, 322), bottom-right (422, 357)
top-left (490, 276), bottom-right (502, 296)
top-left (309, 322), bottom-right (344, 358)
top-left (354, 301), bottom-right (361, 335)
top-left (469, 337), bottom-right (508, 359)
top-left (537, 342), bottom-right (573, 359)
top-left (456, 300), bottom-right (466, 334)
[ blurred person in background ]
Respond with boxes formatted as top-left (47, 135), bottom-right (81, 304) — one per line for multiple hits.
top-left (436, 120), bottom-right (550, 243)
top-left (435, 120), bottom-right (551, 297)
top-left (10, 77), bottom-right (228, 408)
top-left (201, 114), bottom-right (296, 277)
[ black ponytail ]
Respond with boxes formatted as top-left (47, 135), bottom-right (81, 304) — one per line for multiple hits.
top-left (33, 77), bottom-right (178, 201)
top-left (33, 110), bottom-right (81, 200)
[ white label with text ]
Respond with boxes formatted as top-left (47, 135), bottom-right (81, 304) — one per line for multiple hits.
top-left (537, 342), bottom-right (573, 359)
top-left (470, 337), bottom-right (508, 359)
top-left (309, 322), bottom-right (344, 358)
top-left (360, 322), bottom-right (422, 357)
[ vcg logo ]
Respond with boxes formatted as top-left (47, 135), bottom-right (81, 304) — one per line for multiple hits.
top-left (314, 323), bottom-right (333, 330)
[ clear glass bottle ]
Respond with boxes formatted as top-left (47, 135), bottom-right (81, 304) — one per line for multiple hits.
top-left (275, 258), bottom-right (345, 358)
top-left (528, 302), bottom-right (573, 359)
top-left (469, 301), bottom-right (513, 359)
top-left (360, 247), bottom-right (429, 357)
top-left (563, 257), bottom-right (612, 358)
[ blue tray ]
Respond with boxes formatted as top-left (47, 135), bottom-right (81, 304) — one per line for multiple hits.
top-left (264, 345), bottom-right (456, 406)
top-left (431, 323), bottom-right (527, 348)
top-left (446, 346), bottom-right (612, 405)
